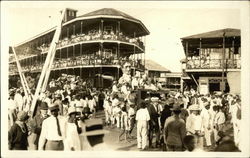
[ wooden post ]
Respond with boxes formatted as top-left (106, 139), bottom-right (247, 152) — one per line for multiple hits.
top-left (221, 31), bottom-right (226, 92)
top-left (12, 47), bottom-right (31, 103)
top-left (81, 21), bottom-right (83, 34)
top-left (133, 32), bottom-right (136, 76)
top-left (199, 38), bottom-right (202, 68)
top-left (30, 9), bottom-right (66, 117)
top-left (232, 37), bottom-right (235, 68)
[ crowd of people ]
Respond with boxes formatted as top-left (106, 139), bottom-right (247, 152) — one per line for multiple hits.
top-left (8, 61), bottom-right (242, 152)
top-left (37, 30), bottom-right (144, 53)
top-left (186, 56), bottom-right (241, 69)
top-left (14, 56), bottom-right (143, 74)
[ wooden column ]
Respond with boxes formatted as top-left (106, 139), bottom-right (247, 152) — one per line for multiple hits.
top-left (133, 32), bottom-right (136, 76)
top-left (73, 25), bottom-right (75, 35)
top-left (101, 20), bottom-right (104, 40)
top-left (81, 21), bottom-right (83, 34)
top-left (221, 31), bottom-right (226, 92)
top-left (232, 37), bottom-right (235, 68)
top-left (199, 38), bottom-right (202, 68)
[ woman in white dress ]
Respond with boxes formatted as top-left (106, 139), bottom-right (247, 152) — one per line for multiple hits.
top-left (64, 107), bottom-right (82, 151)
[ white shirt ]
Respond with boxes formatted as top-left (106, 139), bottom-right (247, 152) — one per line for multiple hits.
top-left (128, 107), bottom-right (135, 117)
top-left (136, 108), bottom-right (150, 121)
top-left (186, 113), bottom-right (203, 134)
top-left (200, 108), bottom-right (211, 128)
top-left (8, 98), bottom-right (17, 110)
top-left (80, 99), bottom-right (88, 108)
top-left (112, 85), bottom-right (119, 93)
top-left (38, 115), bottom-right (66, 150)
top-left (229, 103), bottom-right (238, 123)
top-left (88, 99), bottom-right (96, 111)
top-left (131, 78), bottom-right (139, 89)
top-left (14, 93), bottom-right (23, 111)
top-left (214, 111), bottom-right (225, 125)
top-left (112, 98), bottom-right (119, 107)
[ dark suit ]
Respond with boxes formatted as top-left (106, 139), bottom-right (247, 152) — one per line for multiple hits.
top-left (29, 114), bottom-right (49, 150)
top-left (147, 103), bottom-right (161, 148)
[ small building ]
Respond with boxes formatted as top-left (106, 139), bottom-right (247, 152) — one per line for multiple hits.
top-left (181, 28), bottom-right (241, 94)
top-left (160, 72), bottom-right (183, 91)
top-left (144, 59), bottom-right (170, 79)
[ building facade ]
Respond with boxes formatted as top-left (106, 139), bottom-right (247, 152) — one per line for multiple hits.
top-left (160, 72), bottom-right (183, 91)
top-left (181, 28), bottom-right (241, 94)
top-left (9, 8), bottom-right (150, 89)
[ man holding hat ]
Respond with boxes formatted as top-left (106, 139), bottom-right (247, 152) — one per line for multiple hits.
top-left (163, 103), bottom-right (186, 151)
top-left (147, 97), bottom-right (162, 148)
top-left (29, 102), bottom-right (49, 150)
top-left (38, 104), bottom-right (66, 150)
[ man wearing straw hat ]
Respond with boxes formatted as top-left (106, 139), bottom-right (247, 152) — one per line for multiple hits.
top-left (64, 106), bottom-right (81, 151)
top-left (38, 104), bottom-right (66, 150)
top-left (163, 103), bottom-right (186, 151)
top-left (186, 104), bottom-right (204, 149)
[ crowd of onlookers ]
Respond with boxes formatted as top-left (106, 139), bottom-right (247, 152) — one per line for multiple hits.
top-left (186, 55), bottom-right (241, 69)
top-left (12, 56), bottom-right (143, 74)
top-left (103, 87), bottom-right (242, 152)
top-left (37, 30), bottom-right (144, 53)
top-left (8, 61), bottom-right (242, 152)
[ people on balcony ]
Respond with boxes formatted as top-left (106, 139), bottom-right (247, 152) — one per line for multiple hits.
top-left (34, 30), bottom-right (144, 53)
top-left (186, 53), bottom-right (240, 69)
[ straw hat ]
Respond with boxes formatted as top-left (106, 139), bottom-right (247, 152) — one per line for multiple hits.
top-left (151, 97), bottom-right (159, 102)
top-left (68, 106), bottom-right (77, 115)
top-left (189, 104), bottom-right (201, 111)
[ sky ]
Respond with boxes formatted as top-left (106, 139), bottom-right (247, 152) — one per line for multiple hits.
top-left (1, 1), bottom-right (243, 72)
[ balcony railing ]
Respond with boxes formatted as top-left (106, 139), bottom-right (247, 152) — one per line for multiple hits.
top-left (9, 33), bottom-right (145, 63)
top-left (9, 58), bottom-right (145, 75)
top-left (186, 59), bottom-right (241, 69)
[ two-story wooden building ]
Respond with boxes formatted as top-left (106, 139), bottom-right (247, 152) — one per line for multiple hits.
top-left (9, 8), bottom-right (150, 89)
top-left (181, 28), bottom-right (241, 94)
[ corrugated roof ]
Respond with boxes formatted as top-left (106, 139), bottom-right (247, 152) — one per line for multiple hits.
top-left (181, 28), bottom-right (240, 39)
top-left (78, 8), bottom-right (139, 22)
top-left (145, 60), bottom-right (170, 72)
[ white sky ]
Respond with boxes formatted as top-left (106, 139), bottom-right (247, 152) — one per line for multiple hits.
top-left (2, 1), bottom-right (242, 72)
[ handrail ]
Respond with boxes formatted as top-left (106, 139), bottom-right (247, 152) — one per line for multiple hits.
top-left (186, 59), bottom-right (241, 69)
top-left (9, 58), bottom-right (145, 74)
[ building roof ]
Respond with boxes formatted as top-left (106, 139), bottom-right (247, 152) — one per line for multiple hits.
top-left (79, 8), bottom-right (139, 22)
top-left (145, 60), bottom-right (170, 72)
top-left (181, 28), bottom-right (240, 40)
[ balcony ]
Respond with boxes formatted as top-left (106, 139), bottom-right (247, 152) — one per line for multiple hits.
top-left (38, 31), bottom-right (144, 54)
top-left (9, 58), bottom-right (145, 75)
top-left (186, 59), bottom-right (241, 70)
top-left (10, 31), bottom-right (145, 64)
